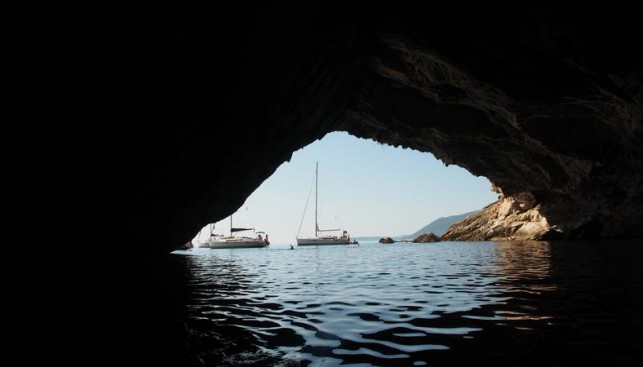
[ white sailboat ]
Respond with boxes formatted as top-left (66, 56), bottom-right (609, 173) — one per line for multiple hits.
top-left (296, 162), bottom-right (351, 246)
top-left (201, 214), bottom-right (269, 249)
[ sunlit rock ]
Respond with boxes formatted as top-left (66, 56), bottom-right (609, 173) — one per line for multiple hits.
top-left (412, 233), bottom-right (441, 243)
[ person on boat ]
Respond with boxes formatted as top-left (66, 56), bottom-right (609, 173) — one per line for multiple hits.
top-left (257, 233), bottom-right (263, 242)
top-left (265, 234), bottom-right (270, 245)
top-left (342, 230), bottom-right (350, 241)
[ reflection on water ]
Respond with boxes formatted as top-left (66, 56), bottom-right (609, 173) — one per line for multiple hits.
top-left (171, 241), bottom-right (643, 366)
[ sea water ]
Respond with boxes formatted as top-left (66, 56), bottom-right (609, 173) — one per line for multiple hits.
top-left (171, 240), bottom-right (643, 366)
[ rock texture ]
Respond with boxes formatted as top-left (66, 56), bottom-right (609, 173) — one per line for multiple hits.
top-left (379, 237), bottom-right (395, 244)
top-left (342, 26), bottom-right (643, 240)
top-left (443, 193), bottom-right (552, 241)
top-left (412, 233), bottom-right (441, 243)
top-left (112, 3), bottom-right (643, 255)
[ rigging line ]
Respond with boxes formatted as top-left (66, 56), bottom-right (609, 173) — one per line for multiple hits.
top-left (296, 169), bottom-right (316, 238)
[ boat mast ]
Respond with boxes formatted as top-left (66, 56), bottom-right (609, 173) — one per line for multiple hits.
top-left (315, 161), bottom-right (318, 238)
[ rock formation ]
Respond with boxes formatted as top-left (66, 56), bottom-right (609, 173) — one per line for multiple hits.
top-left (109, 3), bottom-right (643, 255)
top-left (443, 192), bottom-right (551, 241)
top-left (379, 237), bottom-right (395, 244)
top-left (91, 3), bottom-right (643, 364)
top-left (412, 233), bottom-right (441, 243)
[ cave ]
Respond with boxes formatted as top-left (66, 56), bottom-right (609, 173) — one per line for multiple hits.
top-left (90, 3), bottom-right (642, 365)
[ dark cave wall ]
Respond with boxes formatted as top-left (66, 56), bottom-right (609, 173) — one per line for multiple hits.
top-left (342, 30), bottom-right (643, 240)
top-left (120, 3), bottom-right (642, 256)
top-left (119, 9), bottom-right (362, 252)
top-left (341, 2), bottom-right (643, 239)
top-left (103, 3), bottom-right (642, 363)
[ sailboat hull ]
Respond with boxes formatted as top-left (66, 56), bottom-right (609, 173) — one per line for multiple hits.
top-left (296, 237), bottom-right (350, 246)
top-left (202, 237), bottom-right (269, 249)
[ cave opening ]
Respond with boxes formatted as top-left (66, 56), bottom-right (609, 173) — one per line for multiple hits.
top-left (92, 5), bottom-right (642, 365)
top-left (187, 131), bottom-right (497, 247)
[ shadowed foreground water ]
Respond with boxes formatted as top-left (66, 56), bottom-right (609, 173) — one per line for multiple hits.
top-left (171, 241), bottom-right (643, 366)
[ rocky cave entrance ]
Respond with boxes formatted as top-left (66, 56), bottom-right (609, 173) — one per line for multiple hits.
top-left (107, 5), bottom-right (641, 365)
top-left (187, 131), bottom-right (498, 247)
top-left (123, 4), bottom-right (641, 260)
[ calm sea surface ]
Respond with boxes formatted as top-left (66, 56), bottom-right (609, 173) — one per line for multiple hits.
top-left (171, 240), bottom-right (643, 366)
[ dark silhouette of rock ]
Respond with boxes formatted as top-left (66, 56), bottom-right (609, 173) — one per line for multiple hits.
top-left (79, 4), bottom-right (643, 364)
top-left (379, 237), bottom-right (395, 244)
top-left (178, 240), bottom-right (193, 250)
top-left (412, 233), bottom-right (441, 243)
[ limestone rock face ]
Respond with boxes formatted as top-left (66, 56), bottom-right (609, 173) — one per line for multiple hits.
top-left (442, 193), bottom-right (554, 241)
top-left (412, 233), bottom-right (441, 243)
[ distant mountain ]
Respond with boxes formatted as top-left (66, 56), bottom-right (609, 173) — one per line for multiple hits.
top-left (403, 211), bottom-right (478, 239)
top-left (354, 210), bottom-right (479, 241)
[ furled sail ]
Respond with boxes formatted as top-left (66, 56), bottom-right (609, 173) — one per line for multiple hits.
top-left (231, 227), bottom-right (254, 233)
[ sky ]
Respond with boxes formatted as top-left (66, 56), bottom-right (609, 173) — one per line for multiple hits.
top-left (193, 132), bottom-right (498, 245)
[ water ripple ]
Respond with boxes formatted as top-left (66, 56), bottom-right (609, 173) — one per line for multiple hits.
top-left (173, 240), bottom-right (643, 366)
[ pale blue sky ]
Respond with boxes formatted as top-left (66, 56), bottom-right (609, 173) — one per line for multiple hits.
top-left (194, 132), bottom-right (497, 245)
